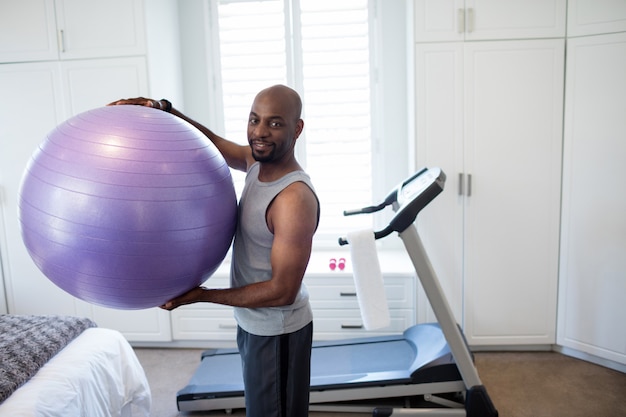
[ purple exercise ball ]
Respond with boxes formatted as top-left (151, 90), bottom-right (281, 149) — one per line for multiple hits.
top-left (18, 105), bottom-right (237, 310)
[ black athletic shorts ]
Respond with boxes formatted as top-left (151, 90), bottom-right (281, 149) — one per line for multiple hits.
top-left (237, 321), bottom-right (313, 417)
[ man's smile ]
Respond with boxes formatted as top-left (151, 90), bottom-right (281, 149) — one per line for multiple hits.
top-left (251, 140), bottom-right (272, 150)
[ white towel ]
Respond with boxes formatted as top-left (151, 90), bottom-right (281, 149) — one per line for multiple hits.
top-left (346, 229), bottom-right (391, 330)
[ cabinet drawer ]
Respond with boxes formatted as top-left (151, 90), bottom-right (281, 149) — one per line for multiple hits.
top-left (175, 276), bottom-right (230, 312)
top-left (312, 309), bottom-right (414, 340)
top-left (171, 273), bottom-right (416, 341)
top-left (307, 275), bottom-right (415, 309)
top-left (171, 308), bottom-right (237, 340)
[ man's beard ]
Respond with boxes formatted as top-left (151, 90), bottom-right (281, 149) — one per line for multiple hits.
top-left (251, 146), bottom-right (274, 162)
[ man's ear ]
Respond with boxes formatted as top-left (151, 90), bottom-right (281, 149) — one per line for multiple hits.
top-left (294, 119), bottom-right (304, 139)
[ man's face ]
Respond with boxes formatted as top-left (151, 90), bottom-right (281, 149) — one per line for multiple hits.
top-left (247, 92), bottom-right (302, 164)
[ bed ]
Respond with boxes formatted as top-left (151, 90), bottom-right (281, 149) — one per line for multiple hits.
top-left (0, 314), bottom-right (151, 417)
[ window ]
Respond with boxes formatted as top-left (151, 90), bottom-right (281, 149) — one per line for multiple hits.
top-left (199, 0), bottom-right (409, 248)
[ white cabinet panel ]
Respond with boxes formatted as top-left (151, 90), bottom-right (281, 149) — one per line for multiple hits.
top-left (463, 40), bottom-right (564, 345)
top-left (567, 0), bottom-right (626, 37)
top-left (558, 33), bottom-right (626, 366)
top-left (55, 0), bottom-right (146, 60)
top-left (309, 272), bottom-right (415, 340)
top-left (77, 302), bottom-right (172, 342)
top-left (61, 57), bottom-right (149, 115)
top-left (0, 0), bottom-right (146, 63)
top-left (0, 0), bottom-right (58, 62)
top-left (172, 308), bottom-right (237, 341)
top-left (414, 43), bottom-right (465, 324)
top-left (464, 0), bottom-right (566, 40)
top-left (414, 0), bottom-right (465, 42)
top-left (307, 274), bottom-right (415, 310)
top-left (313, 309), bottom-right (415, 340)
top-left (414, 0), bottom-right (566, 42)
top-left (0, 62), bottom-right (75, 315)
top-left (170, 274), bottom-right (236, 340)
top-left (415, 40), bottom-right (564, 346)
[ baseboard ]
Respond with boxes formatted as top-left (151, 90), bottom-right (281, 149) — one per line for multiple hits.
top-left (554, 345), bottom-right (626, 374)
top-left (131, 340), bottom-right (237, 349)
top-left (469, 344), bottom-right (553, 352)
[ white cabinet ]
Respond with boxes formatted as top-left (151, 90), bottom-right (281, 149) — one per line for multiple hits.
top-left (567, 0), bottom-right (626, 37)
top-left (0, 0), bottom-right (145, 63)
top-left (558, 32), bottom-right (626, 367)
top-left (170, 275), bottom-right (237, 342)
top-left (54, 0), bottom-right (146, 60)
top-left (0, 62), bottom-right (72, 316)
top-left (0, 0), bottom-right (166, 342)
top-left (0, 0), bottom-right (58, 62)
top-left (307, 273), bottom-right (415, 340)
top-left (171, 273), bottom-right (416, 344)
top-left (0, 56), bottom-right (168, 341)
top-left (76, 302), bottom-right (172, 342)
top-left (61, 57), bottom-right (149, 114)
top-left (171, 254), bottom-right (417, 344)
top-left (415, 39), bottom-right (564, 346)
top-left (413, 0), bottom-right (566, 42)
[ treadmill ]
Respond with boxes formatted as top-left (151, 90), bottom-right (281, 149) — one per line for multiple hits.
top-left (176, 167), bottom-right (498, 416)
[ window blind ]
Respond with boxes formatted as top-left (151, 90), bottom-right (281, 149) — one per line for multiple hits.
top-left (216, 0), bottom-right (374, 245)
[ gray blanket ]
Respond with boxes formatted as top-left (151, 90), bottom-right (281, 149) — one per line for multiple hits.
top-left (0, 314), bottom-right (97, 403)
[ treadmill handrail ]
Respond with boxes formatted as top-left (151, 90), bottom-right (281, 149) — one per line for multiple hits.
top-left (338, 167), bottom-right (445, 245)
top-left (338, 226), bottom-right (393, 246)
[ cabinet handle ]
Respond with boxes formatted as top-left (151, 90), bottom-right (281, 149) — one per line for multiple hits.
top-left (457, 8), bottom-right (465, 33)
top-left (467, 8), bottom-right (475, 33)
top-left (458, 173), bottom-right (464, 196)
top-left (218, 323), bottom-right (237, 329)
top-left (58, 30), bottom-right (66, 53)
top-left (340, 292), bottom-right (357, 297)
top-left (467, 173), bottom-right (472, 197)
top-left (341, 324), bottom-right (364, 329)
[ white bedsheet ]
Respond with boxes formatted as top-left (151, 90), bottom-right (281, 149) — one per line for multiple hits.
top-left (0, 328), bottom-right (151, 417)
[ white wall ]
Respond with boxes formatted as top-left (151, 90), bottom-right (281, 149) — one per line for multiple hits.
top-left (175, 0), bottom-right (218, 127)
top-left (144, 0), bottom-right (185, 108)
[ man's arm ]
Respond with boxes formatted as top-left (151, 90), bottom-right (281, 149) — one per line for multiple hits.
top-left (168, 107), bottom-right (254, 173)
top-left (161, 182), bottom-right (318, 310)
top-left (108, 97), bottom-right (254, 172)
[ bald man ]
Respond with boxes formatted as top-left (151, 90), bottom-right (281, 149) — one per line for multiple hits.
top-left (110, 85), bottom-right (319, 416)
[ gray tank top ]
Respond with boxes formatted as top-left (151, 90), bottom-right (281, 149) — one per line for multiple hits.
top-left (231, 162), bottom-right (317, 336)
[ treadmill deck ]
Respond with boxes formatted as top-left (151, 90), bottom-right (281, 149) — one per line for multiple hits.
top-left (177, 323), bottom-right (464, 412)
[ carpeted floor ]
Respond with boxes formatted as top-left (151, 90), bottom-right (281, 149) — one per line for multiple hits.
top-left (133, 347), bottom-right (626, 417)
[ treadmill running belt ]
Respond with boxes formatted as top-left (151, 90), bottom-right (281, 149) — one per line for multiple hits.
top-left (311, 339), bottom-right (415, 388)
top-left (177, 323), bottom-right (458, 408)
top-left (178, 337), bottom-right (416, 402)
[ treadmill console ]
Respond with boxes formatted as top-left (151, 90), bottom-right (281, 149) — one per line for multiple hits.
top-left (397, 167), bottom-right (444, 208)
top-left (388, 167), bottom-right (446, 234)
